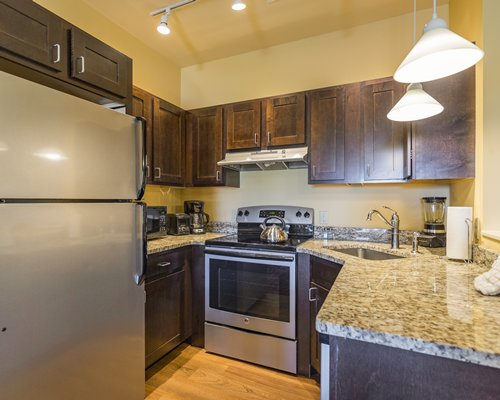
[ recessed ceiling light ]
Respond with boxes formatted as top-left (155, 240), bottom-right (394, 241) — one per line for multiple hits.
top-left (232, 0), bottom-right (247, 11)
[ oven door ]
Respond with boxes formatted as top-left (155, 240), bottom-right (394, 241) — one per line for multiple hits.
top-left (205, 247), bottom-right (296, 340)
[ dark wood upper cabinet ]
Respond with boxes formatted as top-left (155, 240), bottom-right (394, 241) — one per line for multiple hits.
top-left (264, 93), bottom-right (306, 148)
top-left (0, 1), bottom-right (132, 110)
top-left (0, 0), bottom-right (66, 74)
top-left (70, 27), bottom-right (132, 99)
top-left (132, 87), bottom-right (154, 184)
top-left (308, 86), bottom-right (346, 182)
top-left (153, 98), bottom-right (185, 186)
top-left (225, 100), bottom-right (261, 150)
top-left (188, 107), bottom-right (240, 187)
top-left (361, 79), bottom-right (411, 181)
top-left (412, 68), bottom-right (475, 180)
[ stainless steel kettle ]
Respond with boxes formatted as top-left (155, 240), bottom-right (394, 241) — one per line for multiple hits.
top-left (260, 217), bottom-right (288, 243)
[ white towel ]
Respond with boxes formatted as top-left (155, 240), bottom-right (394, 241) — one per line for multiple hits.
top-left (474, 256), bottom-right (500, 295)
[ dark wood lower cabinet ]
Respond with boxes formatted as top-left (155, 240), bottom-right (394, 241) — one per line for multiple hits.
top-left (309, 256), bottom-right (343, 376)
top-left (145, 270), bottom-right (184, 368)
top-left (309, 282), bottom-right (329, 374)
top-left (326, 336), bottom-right (500, 400)
top-left (145, 247), bottom-right (191, 368)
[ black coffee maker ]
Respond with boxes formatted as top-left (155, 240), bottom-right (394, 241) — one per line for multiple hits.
top-left (184, 200), bottom-right (210, 234)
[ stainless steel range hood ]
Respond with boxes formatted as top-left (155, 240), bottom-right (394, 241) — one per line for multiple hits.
top-left (217, 147), bottom-right (308, 171)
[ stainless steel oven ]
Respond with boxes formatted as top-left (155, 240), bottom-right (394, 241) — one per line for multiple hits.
top-left (205, 247), bottom-right (296, 339)
top-left (204, 246), bottom-right (297, 373)
top-left (203, 205), bottom-right (314, 374)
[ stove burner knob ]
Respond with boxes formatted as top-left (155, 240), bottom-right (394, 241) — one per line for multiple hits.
top-left (237, 210), bottom-right (243, 217)
top-left (244, 210), bottom-right (250, 216)
top-left (304, 212), bottom-right (311, 219)
top-left (296, 211), bottom-right (302, 218)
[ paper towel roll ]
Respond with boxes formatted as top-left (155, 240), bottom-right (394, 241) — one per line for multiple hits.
top-left (446, 207), bottom-right (473, 260)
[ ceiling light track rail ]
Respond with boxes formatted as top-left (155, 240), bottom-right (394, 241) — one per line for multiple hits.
top-left (150, 0), bottom-right (197, 17)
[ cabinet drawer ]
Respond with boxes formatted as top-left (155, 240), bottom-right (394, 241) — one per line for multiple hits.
top-left (311, 256), bottom-right (342, 290)
top-left (70, 27), bottom-right (131, 98)
top-left (147, 248), bottom-right (187, 281)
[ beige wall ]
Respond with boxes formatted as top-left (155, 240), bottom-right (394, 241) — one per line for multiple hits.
top-left (183, 170), bottom-right (449, 230)
top-left (180, 6), bottom-right (450, 228)
top-left (181, 6), bottom-right (448, 109)
top-left (481, 0), bottom-right (500, 250)
top-left (449, 0), bottom-right (500, 251)
top-left (35, 0), bottom-right (181, 105)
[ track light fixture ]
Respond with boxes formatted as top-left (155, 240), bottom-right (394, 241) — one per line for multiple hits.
top-left (151, 0), bottom-right (197, 36)
top-left (157, 12), bottom-right (171, 35)
top-left (232, 0), bottom-right (247, 11)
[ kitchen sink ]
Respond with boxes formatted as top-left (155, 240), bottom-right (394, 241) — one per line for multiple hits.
top-left (329, 247), bottom-right (406, 261)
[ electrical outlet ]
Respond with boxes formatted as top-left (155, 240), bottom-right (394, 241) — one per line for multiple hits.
top-left (319, 211), bottom-right (328, 225)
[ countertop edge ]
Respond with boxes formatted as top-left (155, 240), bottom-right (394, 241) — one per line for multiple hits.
top-left (315, 319), bottom-right (500, 369)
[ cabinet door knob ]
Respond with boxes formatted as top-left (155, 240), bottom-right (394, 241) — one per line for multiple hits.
top-left (52, 44), bottom-right (61, 64)
top-left (312, 165), bottom-right (317, 177)
top-left (77, 56), bottom-right (85, 74)
top-left (366, 164), bottom-right (371, 177)
top-left (216, 170), bottom-right (221, 181)
top-left (308, 287), bottom-right (317, 302)
top-left (267, 131), bottom-right (271, 144)
top-left (254, 133), bottom-right (258, 145)
top-left (154, 167), bottom-right (161, 179)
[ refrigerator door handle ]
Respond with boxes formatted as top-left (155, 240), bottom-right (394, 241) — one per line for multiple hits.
top-left (134, 202), bottom-right (148, 286)
top-left (135, 117), bottom-right (147, 200)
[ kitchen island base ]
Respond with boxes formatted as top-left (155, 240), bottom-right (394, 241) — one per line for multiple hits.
top-left (322, 335), bottom-right (500, 400)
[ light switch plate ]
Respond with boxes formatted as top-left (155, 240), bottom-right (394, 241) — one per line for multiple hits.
top-left (319, 211), bottom-right (328, 225)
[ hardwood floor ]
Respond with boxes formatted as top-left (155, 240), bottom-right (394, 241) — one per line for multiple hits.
top-left (145, 344), bottom-right (320, 400)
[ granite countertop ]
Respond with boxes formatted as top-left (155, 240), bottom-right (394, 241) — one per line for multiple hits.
top-left (298, 240), bottom-right (500, 369)
top-left (147, 233), bottom-right (227, 255)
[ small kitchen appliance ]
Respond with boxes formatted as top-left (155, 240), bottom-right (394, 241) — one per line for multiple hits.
top-left (184, 200), bottom-right (210, 234)
top-left (167, 213), bottom-right (191, 235)
top-left (146, 206), bottom-right (168, 240)
top-left (204, 205), bottom-right (314, 374)
top-left (420, 197), bottom-right (447, 247)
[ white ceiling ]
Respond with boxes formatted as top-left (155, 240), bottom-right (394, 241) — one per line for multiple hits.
top-left (80, 0), bottom-right (448, 67)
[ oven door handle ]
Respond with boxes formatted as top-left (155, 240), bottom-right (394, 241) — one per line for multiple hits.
top-left (205, 249), bottom-right (295, 262)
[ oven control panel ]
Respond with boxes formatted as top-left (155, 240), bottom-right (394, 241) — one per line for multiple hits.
top-left (259, 210), bottom-right (285, 219)
top-left (236, 205), bottom-right (314, 225)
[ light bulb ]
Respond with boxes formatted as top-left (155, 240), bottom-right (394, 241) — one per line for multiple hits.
top-left (232, 0), bottom-right (246, 11)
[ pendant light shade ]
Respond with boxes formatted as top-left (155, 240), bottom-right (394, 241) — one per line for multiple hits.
top-left (394, 16), bottom-right (484, 83)
top-left (387, 83), bottom-right (444, 122)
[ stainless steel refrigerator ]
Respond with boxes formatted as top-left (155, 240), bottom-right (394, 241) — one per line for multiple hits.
top-left (0, 71), bottom-right (147, 399)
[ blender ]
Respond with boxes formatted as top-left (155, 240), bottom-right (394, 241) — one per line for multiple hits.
top-left (420, 197), bottom-right (447, 248)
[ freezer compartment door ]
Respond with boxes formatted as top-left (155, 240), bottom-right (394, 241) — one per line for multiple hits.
top-left (0, 203), bottom-right (145, 400)
top-left (0, 71), bottom-right (145, 200)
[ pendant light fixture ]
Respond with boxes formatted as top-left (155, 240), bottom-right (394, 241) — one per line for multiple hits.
top-left (388, 0), bottom-right (443, 122)
top-left (387, 83), bottom-right (443, 121)
top-left (394, 0), bottom-right (484, 83)
top-left (151, 0), bottom-right (197, 36)
top-left (232, 0), bottom-right (247, 11)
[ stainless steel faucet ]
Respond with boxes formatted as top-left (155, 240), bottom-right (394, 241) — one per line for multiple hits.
top-left (367, 206), bottom-right (400, 249)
